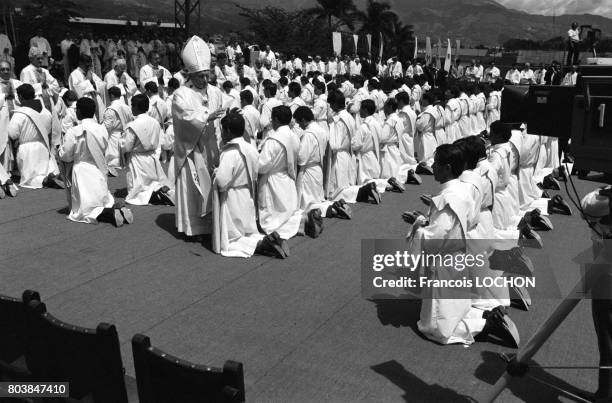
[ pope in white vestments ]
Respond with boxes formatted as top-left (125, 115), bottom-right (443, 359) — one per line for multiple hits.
top-left (173, 36), bottom-right (225, 237)
top-left (258, 106), bottom-right (303, 240)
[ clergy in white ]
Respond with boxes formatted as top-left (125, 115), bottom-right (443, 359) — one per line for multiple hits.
top-left (415, 93), bottom-right (439, 168)
top-left (327, 90), bottom-right (357, 198)
top-left (8, 84), bottom-right (60, 189)
top-left (139, 51), bottom-right (172, 97)
top-left (68, 54), bottom-right (107, 120)
top-left (172, 35), bottom-right (225, 238)
top-left (19, 47), bottom-right (59, 113)
top-left (379, 98), bottom-right (405, 180)
top-left (59, 98), bottom-right (117, 224)
top-left (104, 58), bottom-right (137, 106)
top-left (103, 86), bottom-right (134, 173)
top-left (258, 105), bottom-right (303, 240)
top-left (122, 94), bottom-right (173, 206)
top-left (0, 61), bottom-right (21, 171)
top-left (240, 90), bottom-right (261, 145)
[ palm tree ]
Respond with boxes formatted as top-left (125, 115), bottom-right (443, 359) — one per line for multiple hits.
top-left (388, 20), bottom-right (415, 61)
top-left (356, 0), bottom-right (398, 38)
top-left (306, 0), bottom-right (361, 34)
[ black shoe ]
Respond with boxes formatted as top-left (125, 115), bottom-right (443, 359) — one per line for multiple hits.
top-left (267, 231), bottom-right (290, 258)
top-left (489, 247), bottom-right (534, 276)
top-left (119, 207), bottom-right (134, 224)
top-left (406, 169), bottom-right (422, 185)
top-left (552, 166), bottom-right (567, 182)
top-left (5, 182), bottom-right (18, 197)
top-left (541, 190), bottom-right (551, 199)
top-left (562, 155), bottom-right (574, 164)
top-left (157, 188), bottom-right (174, 206)
top-left (112, 209), bottom-right (125, 227)
top-left (510, 285), bottom-right (532, 311)
top-left (332, 200), bottom-right (352, 219)
top-left (357, 182), bottom-right (381, 204)
top-left (548, 195), bottom-right (572, 215)
top-left (43, 174), bottom-right (65, 189)
top-left (482, 306), bottom-right (520, 348)
top-left (325, 205), bottom-right (338, 218)
top-left (304, 208), bottom-right (323, 238)
top-left (541, 174), bottom-right (560, 190)
top-left (420, 194), bottom-right (433, 207)
top-left (387, 177), bottom-right (404, 193)
top-left (416, 163), bottom-right (434, 175)
top-left (520, 208), bottom-right (553, 231)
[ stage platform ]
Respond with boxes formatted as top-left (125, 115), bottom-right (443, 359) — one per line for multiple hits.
top-left (0, 171), bottom-right (605, 402)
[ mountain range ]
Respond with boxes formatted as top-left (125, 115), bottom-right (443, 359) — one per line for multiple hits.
top-left (16, 0), bottom-right (612, 45)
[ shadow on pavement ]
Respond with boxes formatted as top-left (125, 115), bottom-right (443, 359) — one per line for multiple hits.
top-left (372, 360), bottom-right (475, 402)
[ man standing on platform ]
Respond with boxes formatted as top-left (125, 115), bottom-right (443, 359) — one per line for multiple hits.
top-left (567, 22), bottom-right (581, 66)
top-left (172, 35), bottom-right (224, 240)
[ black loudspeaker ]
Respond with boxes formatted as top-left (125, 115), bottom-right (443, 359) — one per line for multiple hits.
top-left (571, 77), bottom-right (612, 174)
top-left (526, 85), bottom-right (577, 138)
top-left (500, 85), bottom-right (529, 125)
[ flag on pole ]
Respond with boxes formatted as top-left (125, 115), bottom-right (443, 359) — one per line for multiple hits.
top-left (425, 37), bottom-right (432, 65)
top-left (332, 32), bottom-right (342, 56)
top-left (413, 36), bottom-right (418, 60)
top-left (379, 32), bottom-right (384, 60)
top-left (455, 39), bottom-right (461, 62)
top-left (366, 34), bottom-right (372, 56)
top-left (444, 38), bottom-right (452, 71)
top-left (353, 34), bottom-right (359, 54)
top-left (436, 38), bottom-right (442, 69)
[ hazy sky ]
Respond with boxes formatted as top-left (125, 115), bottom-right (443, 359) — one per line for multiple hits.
top-left (496, 0), bottom-right (612, 18)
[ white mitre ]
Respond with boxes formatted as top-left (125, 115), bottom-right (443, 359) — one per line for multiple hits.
top-left (182, 35), bottom-right (211, 74)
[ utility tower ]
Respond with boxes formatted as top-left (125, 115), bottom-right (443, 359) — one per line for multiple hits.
top-left (175, 0), bottom-right (200, 36)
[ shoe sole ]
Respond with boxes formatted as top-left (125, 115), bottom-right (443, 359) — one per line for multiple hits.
top-left (157, 191), bottom-right (175, 206)
top-left (120, 208), bottom-right (134, 224)
top-left (113, 209), bottom-right (125, 227)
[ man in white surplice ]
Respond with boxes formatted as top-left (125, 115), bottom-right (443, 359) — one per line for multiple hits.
top-left (8, 84), bottom-right (62, 189)
top-left (172, 35), bottom-right (225, 239)
top-left (102, 86), bottom-right (133, 175)
top-left (59, 97), bottom-right (134, 226)
top-left (258, 105), bottom-right (303, 240)
top-left (211, 109), bottom-right (288, 258)
top-left (139, 51), bottom-right (172, 99)
top-left (68, 54), bottom-right (107, 121)
top-left (121, 94), bottom-right (173, 206)
top-left (19, 47), bottom-right (59, 113)
top-left (104, 58), bottom-right (137, 107)
top-left (0, 60), bottom-right (21, 184)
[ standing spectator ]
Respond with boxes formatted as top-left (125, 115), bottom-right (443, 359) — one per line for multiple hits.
top-left (60, 32), bottom-right (74, 82)
top-left (484, 61), bottom-right (500, 83)
top-left (566, 22), bottom-right (581, 66)
top-left (519, 62), bottom-right (535, 84)
top-left (29, 28), bottom-right (52, 69)
top-left (0, 23), bottom-right (12, 57)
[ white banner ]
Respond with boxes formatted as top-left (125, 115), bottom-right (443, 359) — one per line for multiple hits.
top-left (413, 36), bottom-right (418, 60)
top-left (379, 32), bottom-right (384, 60)
top-left (444, 39), bottom-right (452, 72)
top-left (436, 38), bottom-right (442, 69)
top-left (353, 34), bottom-right (359, 54)
top-left (425, 37), bottom-right (432, 65)
top-left (456, 39), bottom-right (461, 61)
top-left (366, 34), bottom-right (372, 55)
top-left (332, 32), bottom-right (342, 56)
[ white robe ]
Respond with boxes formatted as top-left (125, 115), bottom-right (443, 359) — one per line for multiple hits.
top-left (415, 105), bottom-right (438, 167)
top-left (0, 78), bottom-right (21, 170)
top-left (68, 67), bottom-right (107, 119)
top-left (397, 105), bottom-right (418, 182)
top-left (328, 109), bottom-right (357, 198)
top-left (355, 116), bottom-right (382, 184)
top-left (172, 85), bottom-right (220, 236)
top-left (104, 70), bottom-right (138, 105)
top-left (488, 142), bottom-right (521, 230)
top-left (259, 97), bottom-right (283, 143)
top-left (379, 112), bottom-right (404, 180)
top-left (59, 119), bottom-right (114, 223)
top-left (123, 114), bottom-right (171, 205)
top-left (241, 104), bottom-right (261, 145)
top-left (8, 105), bottom-right (58, 188)
top-left (410, 179), bottom-right (474, 345)
top-left (139, 64), bottom-right (172, 97)
top-left (212, 138), bottom-right (263, 257)
top-left (19, 64), bottom-right (59, 112)
top-left (103, 100), bottom-right (134, 169)
top-left (297, 122), bottom-right (329, 212)
top-left (258, 125), bottom-right (302, 239)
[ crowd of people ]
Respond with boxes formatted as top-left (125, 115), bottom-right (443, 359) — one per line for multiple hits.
top-left (0, 28), bottom-right (579, 346)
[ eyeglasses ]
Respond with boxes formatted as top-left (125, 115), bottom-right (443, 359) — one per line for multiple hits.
top-left (0, 68), bottom-right (10, 71)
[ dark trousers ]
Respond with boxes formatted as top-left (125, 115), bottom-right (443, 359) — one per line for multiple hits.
top-left (592, 298), bottom-right (612, 399)
top-left (567, 42), bottom-right (580, 66)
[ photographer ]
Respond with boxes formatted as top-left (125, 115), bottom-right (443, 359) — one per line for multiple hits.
top-left (581, 186), bottom-right (612, 401)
